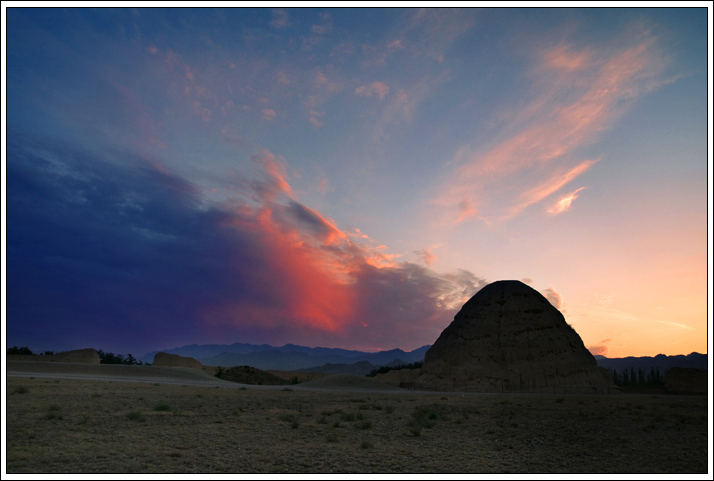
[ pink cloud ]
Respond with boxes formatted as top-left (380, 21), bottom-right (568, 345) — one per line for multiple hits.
top-left (262, 109), bottom-right (276, 121)
top-left (355, 81), bottom-right (390, 99)
top-left (541, 287), bottom-right (563, 311)
top-left (270, 9), bottom-right (290, 29)
top-left (435, 34), bottom-right (666, 224)
top-left (543, 45), bottom-right (591, 71)
top-left (311, 12), bottom-right (333, 35)
top-left (547, 187), bottom-right (587, 215)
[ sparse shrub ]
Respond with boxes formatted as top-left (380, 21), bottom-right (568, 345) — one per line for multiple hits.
top-left (361, 440), bottom-right (373, 449)
top-left (45, 411), bottom-right (63, 420)
top-left (282, 388), bottom-right (293, 392)
top-left (126, 410), bottom-right (146, 422)
top-left (385, 405), bottom-right (395, 414)
top-left (317, 416), bottom-right (328, 424)
top-left (356, 420), bottom-right (372, 430)
top-left (91, 392), bottom-right (102, 398)
top-left (239, 387), bottom-right (248, 391)
top-left (409, 424), bottom-right (422, 437)
top-left (153, 403), bottom-right (171, 412)
top-left (325, 433), bottom-right (338, 443)
top-left (554, 397), bottom-right (564, 403)
top-left (289, 376), bottom-right (301, 385)
top-left (358, 404), bottom-right (369, 410)
top-left (14, 386), bottom-right (29, 394)
top-left (215, 366), bottom-right (225, 379)
top-left (49, 404), bottom-right (61, 411)
top-left (340, 412), bottom-right (356, 422)
top-left (332, 421), bottom-right (341, 428)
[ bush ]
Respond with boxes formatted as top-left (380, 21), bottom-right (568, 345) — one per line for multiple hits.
top-left (126, 411), bottom-right (146, 422)
top-left (366, 361), bottom-right (424, 377)
top-left (153, 403), bottom-right (171, 412)
top-left (7, 346), bottom-right (34, 355)
top-left (14, 386), bottom-right (29, 394)
top-left (356, 421), bottom-right (372, 430)
top-left (215, 366), bottom-right (225, 379)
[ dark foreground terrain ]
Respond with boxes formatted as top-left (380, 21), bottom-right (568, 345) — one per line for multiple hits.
top-left (6, 374), bottom-right (709, 474)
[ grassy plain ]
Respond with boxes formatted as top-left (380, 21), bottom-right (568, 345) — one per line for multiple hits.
top-left (5, 376), bottom-right (709, 474)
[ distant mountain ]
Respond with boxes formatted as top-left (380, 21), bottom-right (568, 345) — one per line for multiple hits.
top-left (596, 352), bottom-right (707, 374)
top-left (140, 342), bottom-right (431, 371)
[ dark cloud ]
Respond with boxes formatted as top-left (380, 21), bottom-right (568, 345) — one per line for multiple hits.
top-left (6, 134), bottom-right (487, 354)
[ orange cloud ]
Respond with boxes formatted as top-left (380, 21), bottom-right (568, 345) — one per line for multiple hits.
top-left (203, 154), bottom-right (487, 343)
top-left (547, 187), bottom-right (587, 215)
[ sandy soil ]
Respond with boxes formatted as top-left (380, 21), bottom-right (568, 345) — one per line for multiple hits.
top-left (5, 363), bottom-right (710, 474)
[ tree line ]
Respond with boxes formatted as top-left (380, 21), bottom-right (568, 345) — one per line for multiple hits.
top-left (7, 346), bottom-right (146, 365)
top-left (610, 366), bottom-right (663, 387)
top-left (366, 361), bottom-right (423, 377)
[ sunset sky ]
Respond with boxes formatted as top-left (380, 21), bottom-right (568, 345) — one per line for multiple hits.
top-left (4, 7), bottom-right (711, 358)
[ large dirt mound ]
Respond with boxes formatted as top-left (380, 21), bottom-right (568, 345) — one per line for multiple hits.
top-left (220, 366), bottom-right (289, 385)
top-left (373, 368), bottom-right (422, 388)
top-left (152, 352), bottom-right (204, 370)
top-left (7, 348), bottom-right (100, 364)
top-left (415, 280), bottom-right (611, 393)
top-left (299, 374), bottom-right (399, 391)
top-left (665, 367), bottom-right (707, 394)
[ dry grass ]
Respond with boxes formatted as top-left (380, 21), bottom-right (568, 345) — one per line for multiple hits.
top-left (5, 377), bottom-right (709, 474)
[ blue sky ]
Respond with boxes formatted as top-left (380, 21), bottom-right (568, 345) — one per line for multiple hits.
top-left (3, 7), bottom-right (710, 357)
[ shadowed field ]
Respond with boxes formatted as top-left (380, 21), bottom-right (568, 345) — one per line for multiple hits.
top-left (6, 374), bottom-right (708, 474)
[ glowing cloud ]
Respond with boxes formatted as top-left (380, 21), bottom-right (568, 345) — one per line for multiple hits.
top-left (547, 187), bottom-right (587, 215)
top-left (435, 33), bottom-right (666, 224)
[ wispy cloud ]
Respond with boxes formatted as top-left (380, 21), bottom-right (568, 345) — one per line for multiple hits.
top-left (541, 287), bottom-right (564, 311)
top-left (547, 187), bottom-right (587, 215)
top-left (355, 81), bottom-right (390, 99)
top-left (435, 31), bottom-right (667, 224)
top-left (270, 9), bottom-right (290, 29)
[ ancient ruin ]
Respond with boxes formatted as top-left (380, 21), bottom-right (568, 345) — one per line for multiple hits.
top-left (414, 280), bottom-right (612, 393)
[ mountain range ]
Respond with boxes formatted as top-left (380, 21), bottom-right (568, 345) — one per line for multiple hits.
top-left (140, 343), bottom-right (707, 375)
top-left (140, 343), bottom-right (431, 372)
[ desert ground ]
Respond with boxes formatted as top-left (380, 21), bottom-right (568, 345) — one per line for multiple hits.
top-left (5, 362), bottom-right (709, 474)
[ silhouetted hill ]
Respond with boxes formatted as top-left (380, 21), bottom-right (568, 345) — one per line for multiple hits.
top-left (297, 361), bottom-right (376, 376)
top-left (596, 352), bottom-right (707, 374)
top-left (140, 343), bottom-right (430, 371)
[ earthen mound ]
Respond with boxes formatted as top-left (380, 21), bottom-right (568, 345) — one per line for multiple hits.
top-left (6, 348), bottom-right (100, 364)
top-left (54, 348), bottom-right (101, 364)
top-left (414, 280), bottom-right (611, 393)
top-left (665, 367), bottom-right (707, 394)
top-left (220, 365), bottom-right (288, 385)
top-left (152, 352), bottom-right (204, 370)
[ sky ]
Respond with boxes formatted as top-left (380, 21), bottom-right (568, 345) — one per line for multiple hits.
top-left (3, 7), bottom-right (711, 358)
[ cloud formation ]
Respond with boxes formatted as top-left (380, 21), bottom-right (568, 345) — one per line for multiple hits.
top-left (6, 135), bottom-right (487, 353)
top-left (355, 81), bottom-right (390, 99)
top-left (435, 32), bottom-right (667, 224)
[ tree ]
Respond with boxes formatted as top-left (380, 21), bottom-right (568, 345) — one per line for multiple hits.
top-left (7, 346), bottom-right (34, 355)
